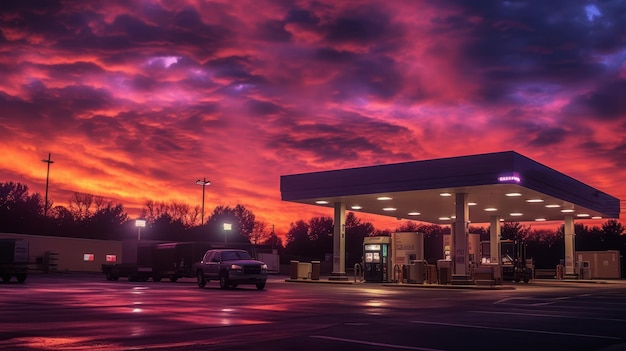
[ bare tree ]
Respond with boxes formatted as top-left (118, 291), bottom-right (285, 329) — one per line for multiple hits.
top-left (68, 192), bottom-right (93, 220)
top-left (249, 220), bottom-right (271, 245)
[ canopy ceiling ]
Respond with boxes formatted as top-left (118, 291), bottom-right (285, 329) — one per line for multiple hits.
top-left (280, 151), bottom-right (620, 225)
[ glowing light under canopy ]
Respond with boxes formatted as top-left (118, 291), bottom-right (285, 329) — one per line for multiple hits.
top-left (498, 173), bottom-right (521, 183)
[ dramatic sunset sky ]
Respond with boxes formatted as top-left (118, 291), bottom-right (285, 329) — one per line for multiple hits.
top-left (1, 1), bottom-right (624, 236)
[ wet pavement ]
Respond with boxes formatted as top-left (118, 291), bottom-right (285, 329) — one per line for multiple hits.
top-left (1, 273), bottom-right (626, 350)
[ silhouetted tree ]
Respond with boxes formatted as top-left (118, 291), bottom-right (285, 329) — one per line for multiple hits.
top-left (203, 204), bottom-right (253, 243)
top-left (345, 212), bottom-right (374, 267)
top-left (285, 220), bottom-right (311, 259)
top-left (0, 182), bottom-right (45, 234)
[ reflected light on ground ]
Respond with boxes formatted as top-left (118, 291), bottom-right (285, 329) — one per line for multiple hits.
top-left (16, 336), bottom-right (118, 350)
top-left (361, 299), bottom-right (387, 316)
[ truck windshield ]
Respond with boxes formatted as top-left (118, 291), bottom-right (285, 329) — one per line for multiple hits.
top-left (221, 251), bottom-right (252, 261)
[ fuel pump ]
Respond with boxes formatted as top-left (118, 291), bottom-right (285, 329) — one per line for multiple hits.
top-left (363, 236), bottom-right (392, 282)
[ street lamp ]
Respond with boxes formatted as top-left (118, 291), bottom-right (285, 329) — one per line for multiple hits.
top-left (41, 153), bottom-right (54, 217)
top-left (223, 223), bottom-right (232, 243)
top-left (195, 178), bottom-right (211, 225)
top-left (135, 219), bottom-right (146, 240)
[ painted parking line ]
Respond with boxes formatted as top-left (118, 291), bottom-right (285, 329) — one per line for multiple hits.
top-left (310, 335), bottom-right (444, 351)
top-left (471, 310), bottom-right (626, 322)
top-left (410, 320), bottom-right (621, 340)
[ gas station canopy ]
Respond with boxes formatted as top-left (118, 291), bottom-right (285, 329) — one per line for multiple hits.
top-left (280, 151), bottom-right (620, 225)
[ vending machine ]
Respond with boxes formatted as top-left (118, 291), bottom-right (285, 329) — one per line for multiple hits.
top-left (363, 236), bottom-right (392, 283)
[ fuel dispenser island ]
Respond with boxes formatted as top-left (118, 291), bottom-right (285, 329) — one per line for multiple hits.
top-left (363, 236), bottom-right (392, 283)
top-left (363, 233), bottom-right (425, 283)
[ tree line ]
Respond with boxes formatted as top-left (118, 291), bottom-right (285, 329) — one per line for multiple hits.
top-left (1, 181), bottom-right (624, 270)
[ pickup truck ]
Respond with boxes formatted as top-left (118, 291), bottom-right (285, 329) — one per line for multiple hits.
top-left (194, 249), bottom-right (267, 290)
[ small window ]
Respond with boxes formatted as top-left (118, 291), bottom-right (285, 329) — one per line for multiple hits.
top-left (83, 253), bottom-right (95, 262)
top-left (105, 255), bottom-right (117, 262)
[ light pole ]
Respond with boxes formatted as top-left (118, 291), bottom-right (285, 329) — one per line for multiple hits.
top-left (223, 223), bottom-right (232, 243)
top-left (135, 219), bottom-right (146, 240)
top-left (196, 178), bottom-right (211, 225)
top-left (41, 153), bottom-right (54, 217)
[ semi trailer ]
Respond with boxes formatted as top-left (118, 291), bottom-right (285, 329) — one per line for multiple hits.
top-left (0, 239), bottom-right (29, 283)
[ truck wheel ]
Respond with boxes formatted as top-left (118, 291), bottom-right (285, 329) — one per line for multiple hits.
top-left (170, 276), bottom-right (178, 282)
top-left (2, 275), bottom-right (11, 283)
top-left (105, 271), bottom-right (114, 281)
top-left (152, 275), bottom-right (162, 282)
top-left (16, 274), bottom-right (27, 283)
top-left (256, 282), bottom-right (266, 290)
top-left (219, 274), bottom-right (230, 289)
top-left (197, 271), bottom-right (206, 288)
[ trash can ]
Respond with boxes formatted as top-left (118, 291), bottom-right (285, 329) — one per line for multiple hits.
top-left (290, 260), bottom-right (299, 279)
top-left (311, 261), bottom-right (321, 280)
top-left (297, 262), bottom-right (312, 279)
top-left (437, 259), bottom-right (451, 285)
top-left (409, 260), bottom-right (425, 284)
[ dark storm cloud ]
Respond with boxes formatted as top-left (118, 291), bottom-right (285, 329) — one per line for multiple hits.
top-left (285, 8), bottom-right (320, 25)
top-left (255, 20), bottom-right (292, 42)
top-left (245, 99), bottom-right (284, 116)
top-left (323, 5), bottom-right (396, 44)
top-left (205, 56), bottom-right (257, 80)
top-left (271, 131), bottom-right (386, 162)
top-left (315, 48), bottom-right (357, 63)
top-left (0, 91), bottom-right (43, 128)
top-left (268, 113), bottom-right (411, 163)
top-left (528, 127), bottom-right (569, 147)
top-left (436, 0), bottom-right (626, 103)
top-left (563, 79), bottom-right (626, 120)
top-left (76, 115), bottom-right (125, 144)
top-left (329, 55), bottom-right (405, 101)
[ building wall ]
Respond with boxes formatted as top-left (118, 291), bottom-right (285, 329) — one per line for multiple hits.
top-left (0, 233), bottom-right (122, 272)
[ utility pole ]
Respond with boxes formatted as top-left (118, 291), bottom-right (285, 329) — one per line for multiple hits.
top-left (196, 178), bottom-right (211, 225)
top-left (41, 153), bottom-right (54, 217)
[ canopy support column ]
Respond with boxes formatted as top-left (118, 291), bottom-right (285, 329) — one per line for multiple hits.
top-left (330, 202), bottom-right (348, 281)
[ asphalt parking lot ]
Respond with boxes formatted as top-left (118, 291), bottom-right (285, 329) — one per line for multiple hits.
top-left (1, 273), bottom-right (626, 350)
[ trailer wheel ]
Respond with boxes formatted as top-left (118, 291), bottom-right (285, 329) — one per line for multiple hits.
top-left (16, 274), bottom-right (26, 283)
top-left (170, 276), bottom-right (178, 282)
top-left (197, 271), bottom-right (206, 288)
top-left (152, 275), bottom-right (162, 282)
top-left (105, 271), bottom-right (114, 281)
top-left (2, 275), bottom-right (11, 283)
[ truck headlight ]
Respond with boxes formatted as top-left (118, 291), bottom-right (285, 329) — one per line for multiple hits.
top-left (261, 264), bottom-right (268, 271)
top-left (230, 264), bottom-right (243, 270)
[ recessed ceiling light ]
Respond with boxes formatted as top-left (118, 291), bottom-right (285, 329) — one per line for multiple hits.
top-left (439, 193), bottom-right (452, 197)
top-left (510, 213), bottom-right (523, 216)
top-left (408, 212), bottom-right (420, 216)
top-left (561, 209), bottom-right (575, 213)
top-left (484, 207), bottom-right (498, 212)
top-left (439, 217), bottom-right (451, 220)
top-left (592, 216), bottom-right (602, 219)
top-left (451, 215), bottom-right (456, 219)
top-left (535, 218), bottom-right (546, 221)
top-left (505, 193), bottom-right (522, 197)
top-left (545, 204), bottom-right (561, 208)
top-left (577, 213), bottom-right (590, 217)
top-left (377, 196), bottom-right (392, 201)
top-left (468, 202), bottom-right (477, 206)
top-left (526, 199), bottom-right (544, 203)
top-left (351, 205), bottom-right (362, 210)
top-left (315, 200), bottom-right (329, 204)
top-left (383, 207), bottom-right (396, 211)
